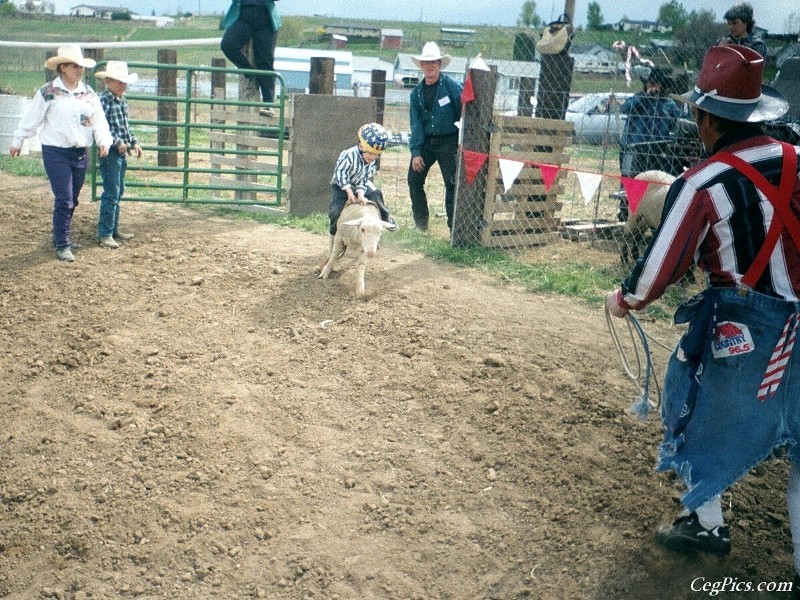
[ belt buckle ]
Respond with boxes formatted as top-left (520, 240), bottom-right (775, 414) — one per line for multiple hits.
top-left (736, 284), bottom-right (751, 298)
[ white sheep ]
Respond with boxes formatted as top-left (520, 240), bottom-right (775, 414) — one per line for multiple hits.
top-left (317, 201), bottom-right (395, 296)
top-left (621, 170), bottom-right (676, 264)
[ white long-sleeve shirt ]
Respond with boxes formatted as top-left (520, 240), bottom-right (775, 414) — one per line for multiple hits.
top-left (12, 77), bottom-right (112, 150)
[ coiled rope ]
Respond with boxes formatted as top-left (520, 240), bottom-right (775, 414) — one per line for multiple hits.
top-left (604, 304), bottom-right (661, 420)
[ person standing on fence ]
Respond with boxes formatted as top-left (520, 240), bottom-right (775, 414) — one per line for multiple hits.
top-left (605, 45), bottom-right (800, 584)
top-left (718, 3), bottom-right (767, 58)
top-left (95, 61), bottom-right (142, 250)
top-left (220, 0), bottom-right (281, 117)
top-left (407, 42), bottom-right (462, 233)
top-left (9, 44), bottom-right (111, 262)
top-left (616, 66), bottom-right (682, 221)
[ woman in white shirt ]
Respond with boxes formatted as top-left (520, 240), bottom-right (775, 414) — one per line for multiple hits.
top-left (10, 44), bottom-right (112, 262)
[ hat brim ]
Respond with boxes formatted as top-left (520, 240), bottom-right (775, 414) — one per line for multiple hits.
top-left (45, 56), bottom-right (97, 70)
top-left (95, 71), bottom-right (139, 84)
top-left (671, 84), bottom-right (789, 123)
top-left (412, 55), bottom-right (451, 70)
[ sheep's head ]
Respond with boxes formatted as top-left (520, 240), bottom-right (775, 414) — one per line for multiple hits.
top-left (342, 217), bottom-right (394, 258)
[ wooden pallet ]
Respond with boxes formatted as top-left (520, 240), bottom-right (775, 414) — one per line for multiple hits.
top-left (482, 115), bottom-right (573, 248)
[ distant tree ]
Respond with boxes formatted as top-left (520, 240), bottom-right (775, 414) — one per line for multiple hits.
top-left (587, 1), bottom-right (603, 30)
top-left (518, 1), bottom-right (542, 29)
top-left (659, 0), bottom-right (689, 31)
top-left (0, 0), bottom-right (16, 14)
top-left (675, 9), bottom-right (726, 68)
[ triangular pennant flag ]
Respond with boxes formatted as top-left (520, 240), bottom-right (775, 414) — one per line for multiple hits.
top-left (462, 150), bottom-right (487, 185)
top-left (461, 72), bottom-right (475, 104)
top-left (498, 158), bottom-right (524, 193)
top-left (621, 176), bottom-right (650, 214)
top-left (470, 54), bottom-right (490, 71)
top-left (538, 163), bottom-right (559, 191)
top-left (576, 171), bottom-right (603, 206)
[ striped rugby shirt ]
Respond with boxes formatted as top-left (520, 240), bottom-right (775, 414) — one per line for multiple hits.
top-left (621, 131), bottom-right (800, 310)
top-left (330, 145), bottom-right (377, 194)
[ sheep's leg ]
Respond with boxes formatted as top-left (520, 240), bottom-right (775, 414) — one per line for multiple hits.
top-left (319, 237), bottom-right (343, 280)
top-left (355, 254), bottom-right (367, 296)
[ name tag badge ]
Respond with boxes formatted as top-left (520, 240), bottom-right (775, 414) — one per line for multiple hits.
top-left (711, 321), bottom-right (755, 359)
top-left (438, 96), bottom-right (451, 107)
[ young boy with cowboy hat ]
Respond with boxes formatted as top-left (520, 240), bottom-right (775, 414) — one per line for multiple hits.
top-left (606, 44), bottom-right (800, 588)
top-left (95, 60), bottom-right (142, 249)
top-left (407, 41), bottom-right (462, 233)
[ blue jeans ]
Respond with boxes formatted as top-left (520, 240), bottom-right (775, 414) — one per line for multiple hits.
top-left (42, 145), bottom-right (87, 250)
top-left (658, 288), bottom-right (800, 510)
top-left (220, 4), bottom-right (278, 103)
top-left (407, 133), bottom-right (458, 230)
top-left (98, 152), bottom-right (127, 238)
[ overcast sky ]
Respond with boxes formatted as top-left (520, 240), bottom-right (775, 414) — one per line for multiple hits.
top-left (48, 0), bottom-right (799, 35)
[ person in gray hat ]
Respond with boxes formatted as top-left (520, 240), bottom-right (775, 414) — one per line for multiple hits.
top-left (606, 44), bottom-right (800, 584)
top-left (718, 2), bottom-right (766, 58)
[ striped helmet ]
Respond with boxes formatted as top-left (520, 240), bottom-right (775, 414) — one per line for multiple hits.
top-left (358, 123), bottom-right (388, 155)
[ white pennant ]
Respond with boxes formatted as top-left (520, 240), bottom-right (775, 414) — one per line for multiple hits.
top-left (498, 158), bottom-right (525, 193)
top-left (576, 171), bottom-right (603, 205)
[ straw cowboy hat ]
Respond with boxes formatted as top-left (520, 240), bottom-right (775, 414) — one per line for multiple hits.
top-left (95, 61), bottom-right (139, 84)
top-left (412, 42), bottom-right (451, 69)
top-left (672, 44), bottom-right (788, 123)
top-left (45, 44), bottom-right (96, 70)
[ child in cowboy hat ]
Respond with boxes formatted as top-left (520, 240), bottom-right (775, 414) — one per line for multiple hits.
top-left (9, 44), bottom-right (112, 261)
top-left (95, 61), bottom-right (142, 249)
top-left (606, 45), bottom-right (800, 587)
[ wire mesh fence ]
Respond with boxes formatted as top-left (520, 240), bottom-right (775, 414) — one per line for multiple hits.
top-left (3, 20), bottom-right (800, 291)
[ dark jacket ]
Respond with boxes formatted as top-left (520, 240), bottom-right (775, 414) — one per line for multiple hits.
top-left (409, 74), bottom-right (463, 159)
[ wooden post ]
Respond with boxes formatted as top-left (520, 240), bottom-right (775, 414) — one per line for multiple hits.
top-left (210, 57), bottom-right (227, 154)
top-left (513, 32), bottom-right (537, 117)
top-left (84, 48), bottom-right (104, 88)
top-left (535, 53), bottom-right (574, 121)
top-left (369, 69), bottom-right (386, 125)
top-left (309, 57), bottom-right (335, 94)
top-left (451, 67), bottom-right (496, 249)
top-left (157, 48), bottom-right (178, 167)
top-left (45, 50), bottom-right (56, 83)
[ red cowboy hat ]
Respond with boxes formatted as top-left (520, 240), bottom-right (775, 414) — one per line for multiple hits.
top-left (672, 44), bottom-right (787, 122)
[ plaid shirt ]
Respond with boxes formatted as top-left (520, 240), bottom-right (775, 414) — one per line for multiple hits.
top-left (622, 132), bottom-right (800, 309)
top-left (100, 89), bottom-right (137, 149)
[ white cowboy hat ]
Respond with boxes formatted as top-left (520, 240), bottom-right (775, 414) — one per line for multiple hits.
top-left (95, 60), bottom-right (139, 84)
top-left (412, 42), bottom-right (451, 69)
top-left (45, 44), bottom-right (96, 70)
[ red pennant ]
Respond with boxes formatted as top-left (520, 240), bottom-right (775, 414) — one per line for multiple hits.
top-left (462, 150), bottom-right (487, 184)
top-left (462, 72), bottom-right (475, 104)
top-left (621, 177), bottom-right (650, 214)
top-left (538, 163), bottom-right (559, 191)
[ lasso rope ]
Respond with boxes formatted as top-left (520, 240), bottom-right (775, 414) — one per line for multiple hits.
top-left (604, 305), bottom-right (660, 420)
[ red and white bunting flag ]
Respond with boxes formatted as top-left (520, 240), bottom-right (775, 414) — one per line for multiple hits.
top-left (576, 171), bottom-right (603, 206)
top-left (499, 158), bottom-right (525, 193)
top-left (621, 176), bottom-right (650, 214)
top-left (538, 163), bottom-right (559, 191)
top-left (462, 150), bottom-right (487, 185)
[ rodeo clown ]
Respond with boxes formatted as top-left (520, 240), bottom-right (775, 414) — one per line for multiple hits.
top-left (606, 44), bottom-right (800, 589)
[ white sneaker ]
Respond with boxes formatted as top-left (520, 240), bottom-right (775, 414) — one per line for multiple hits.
top-left (55, 247), bottom-right (75, 262)
top-left (98, 236), bottom-right (120, 249)
top-left (259, 107), bottom-right (276, 118)
top-left (114, 232), bottom-right (134, 241)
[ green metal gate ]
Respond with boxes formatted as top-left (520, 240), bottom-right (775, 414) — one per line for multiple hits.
top-left (89, 61), bottom-right (286, 207)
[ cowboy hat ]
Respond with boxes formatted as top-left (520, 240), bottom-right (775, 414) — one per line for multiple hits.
top-left (45, 44), bottom-right (96, 70)
top-left (536, 23), bottom-right (570, 55)
top-left (95, 61), bottom-right (139, 84)
top-left (641, 66), bottom-right (672, 88)
top-left (412, 42), bottom-right (451, 69)
top-left (672, 44), bottom-right (787, 123)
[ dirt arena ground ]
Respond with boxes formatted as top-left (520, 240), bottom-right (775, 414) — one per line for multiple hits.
top-left (0, 170), bottom-right (797, 599)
